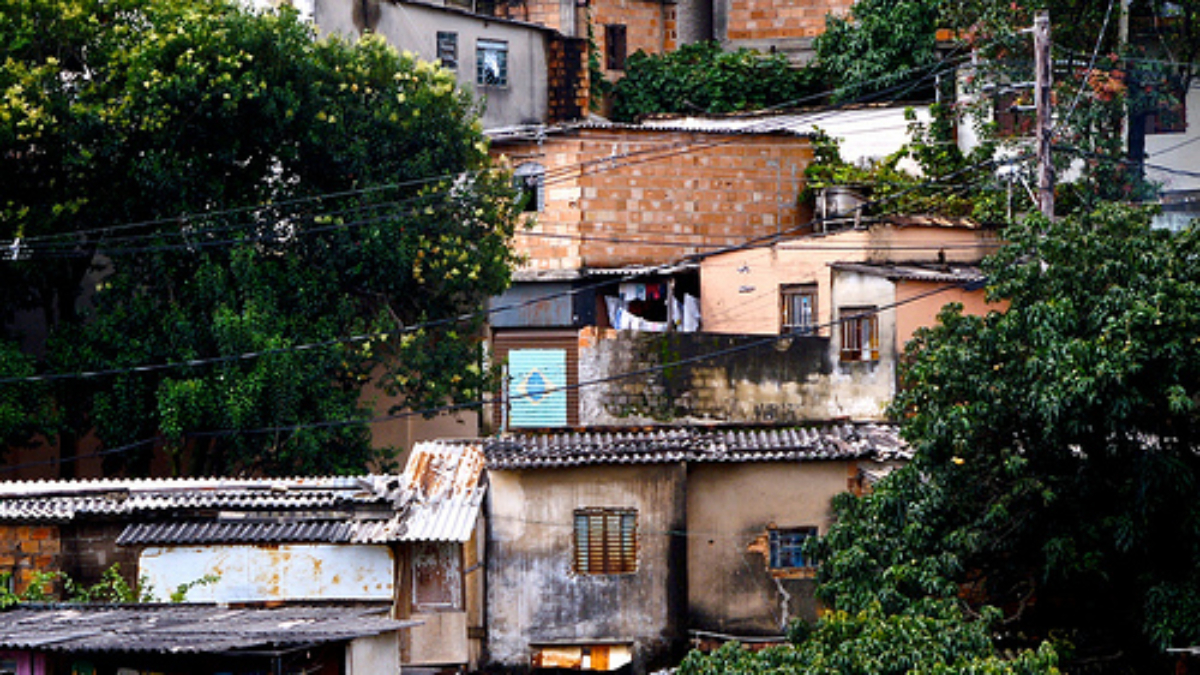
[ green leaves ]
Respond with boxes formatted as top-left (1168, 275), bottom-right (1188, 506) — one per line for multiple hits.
top-left (1, 0), bottom-right (519, 476)
top-left (610, 42), bottom-right (823, 122)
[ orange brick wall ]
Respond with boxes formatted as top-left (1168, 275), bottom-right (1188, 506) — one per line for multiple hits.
top-left (0, 525), bottom-right (63, 594)
top-left (592, 1), bottom-right (676, 75)
top-left (725, 0), bottom-right (853, 41)
top-left (494, 128), bottom-right (813, 271)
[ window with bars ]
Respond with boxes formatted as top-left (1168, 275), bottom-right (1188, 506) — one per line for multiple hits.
top-left (573, 508), bottom-right (637, 575)
top-left (994, 90), bottom-right (1035, 138)
top-left (781, 284), bottom-right (817, 334)
top-left (769, 527), bottom-right (817, 570)
top-left (839, 306), bottom-right (879, 362)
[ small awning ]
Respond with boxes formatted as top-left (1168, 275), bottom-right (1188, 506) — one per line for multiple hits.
top-left (0, 604), bottom-right (416, 655)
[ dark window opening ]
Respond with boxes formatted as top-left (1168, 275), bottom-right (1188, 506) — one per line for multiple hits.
top-left (437, 32), bottom-right (458, 70)
top-left (605, 24), bottom-right (627, 71)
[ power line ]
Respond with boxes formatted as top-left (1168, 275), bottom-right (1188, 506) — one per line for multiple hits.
top-left (3, 279), bottom-right (970, 474)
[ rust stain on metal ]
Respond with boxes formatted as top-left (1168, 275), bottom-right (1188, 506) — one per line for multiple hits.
top-left (403, 443), bottom-right (485, 501)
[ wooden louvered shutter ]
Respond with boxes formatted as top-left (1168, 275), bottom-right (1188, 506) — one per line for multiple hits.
top-left (574, 508), bottom-right (637, 575)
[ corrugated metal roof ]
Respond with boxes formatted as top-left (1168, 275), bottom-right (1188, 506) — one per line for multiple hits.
top-left (0, 604), bottom-right (414, 654)
top-left (830, 261), bottom-right (986, 284)
top-left (472, 423), bottom-right (907, 469)
top-left (1, 445), bottom-right (488, 545)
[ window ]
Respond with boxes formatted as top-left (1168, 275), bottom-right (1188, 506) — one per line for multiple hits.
top-left (994, 90), bottom-right (1034, 137)
top-left (769, 527), bottom-right (817, 570)
top-left (476, 40), bottom-right (508, 87)
top-left (437, 32), bottom-right (458, 70)
top-left (839, 306), bottom-right (879, 362)
top-left (781, 284), bottom-right (817, 334)
top-left (605, 24), bottom-right (627, 71)
top-left (573, 508), bottom-right (637, 575)
top-left (514, 162), bottom-right (545, 213)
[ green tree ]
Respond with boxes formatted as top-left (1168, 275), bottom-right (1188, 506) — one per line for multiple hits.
top-left (610, 42), bottom-right (823, 122)
top-left (814, 0), bottom-right (944, 102)
top-left (0, 0), bottom-right (520, 475)
top-left (834, 204), bottom-right (1200, 669)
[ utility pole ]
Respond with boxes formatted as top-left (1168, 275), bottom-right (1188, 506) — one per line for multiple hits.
top-left (1034, 11), bottom-right (1054, 219)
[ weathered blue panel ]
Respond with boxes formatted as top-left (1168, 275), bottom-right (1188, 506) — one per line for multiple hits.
top-left (509, 349), bottom-right (567, 428)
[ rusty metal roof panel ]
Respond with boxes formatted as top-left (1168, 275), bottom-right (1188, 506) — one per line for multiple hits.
top-left (0, 604), bottom-right (415, 654)
top-left (482, 424), bottom-right (906, 468)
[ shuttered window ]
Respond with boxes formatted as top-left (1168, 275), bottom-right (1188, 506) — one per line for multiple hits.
top-left (573, 508), bottom-right (637, 575)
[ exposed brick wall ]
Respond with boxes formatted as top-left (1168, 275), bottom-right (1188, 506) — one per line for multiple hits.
top-left (725, 0), bottom-right (853, 42)
top-left (591, 0), bottom-right (676, 73)
top-left (493, 128), bottom-right (812, 272)
top-left (0, 524), bottom-right (63, 594)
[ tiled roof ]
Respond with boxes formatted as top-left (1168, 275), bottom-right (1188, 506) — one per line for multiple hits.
top-left (474, 423), bottom-right (907, 469)
top-left (0, 444), bottom-right (487, 544)
top-left (0, 604), bottom-right (414, 654)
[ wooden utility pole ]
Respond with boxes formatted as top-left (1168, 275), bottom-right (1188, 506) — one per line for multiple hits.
top-left (1034, 11), bottom-right (1054, 219)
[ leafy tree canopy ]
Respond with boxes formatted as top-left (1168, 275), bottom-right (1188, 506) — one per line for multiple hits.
top-left (0, 0), bottom-right (520, 476)
top-left (610, 42), bottom-right (823, 123)
top-left (830, 204), bottom-right (1200, 670)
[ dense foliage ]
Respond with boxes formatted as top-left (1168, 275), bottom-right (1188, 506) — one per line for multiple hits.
top-left (0, 0), bottom-right (520, 475)
top-left (813, 0), bottom-right (944, 102)
top-left (610, 42), bottom-right (823, 122)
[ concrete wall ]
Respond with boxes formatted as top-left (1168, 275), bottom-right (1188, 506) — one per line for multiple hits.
top-left (347, 631), bottom-right (402, 675)
top-left (315, 0), bottom-right (551, 129)
top-left (575, 327), bottom-right (896, 424)
top-left (713, 0), bottom-right (853, 63)
top-left (700, 224), bottom-right (999, 336)
top-left (828, 269), bottom-right (897, 419)
top-left (1146, 85), bottom-right (1200, 192)
top-left (486, 463), bottom-right (688, 673)
top-left (686, 460), bottom-right (856, 635)
top-left (493, 128), bottom-right (813, 273)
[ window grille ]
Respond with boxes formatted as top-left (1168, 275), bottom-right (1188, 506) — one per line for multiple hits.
top-left (574, 508), bottom-right (638, 575)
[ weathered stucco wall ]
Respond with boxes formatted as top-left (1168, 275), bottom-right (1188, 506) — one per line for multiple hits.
top-left (686, 460), bottom-right (856, 635)
top-left (486, 464), bottom-right (687, 673)
top-left (577, 327), bottom-right (893, 424)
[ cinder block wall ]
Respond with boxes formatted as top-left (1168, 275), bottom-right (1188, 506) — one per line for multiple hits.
top-left (495, 128), bottom-right (812, 273)
top-left (60, 522), bottom-right (142, 590)
top-left (724, 0), bottom-right (852, 42)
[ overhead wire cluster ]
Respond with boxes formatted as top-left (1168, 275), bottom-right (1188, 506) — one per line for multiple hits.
top-left (0, 40), bottom-right (1038, 473)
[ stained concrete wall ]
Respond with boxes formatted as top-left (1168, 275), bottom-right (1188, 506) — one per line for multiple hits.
top-left (686, 460), bottom-right (856, 635)
top-left (486, 463), bottom-right (688, 673)
top-left (577, 327), bottom-right (896, 424)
